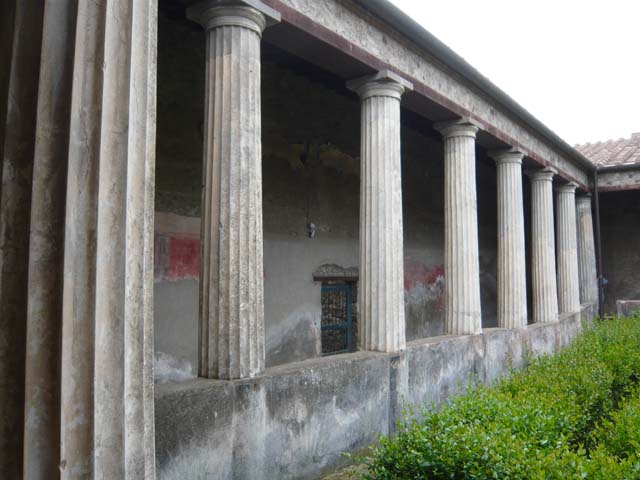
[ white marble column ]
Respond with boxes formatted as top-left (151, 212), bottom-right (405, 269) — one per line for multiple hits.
top-left (347, 71), bottom-right (412, 352)
top-left (529, 168), bottom-right (559, 323)
top-left (490, 149), bottom-right (527, 328)
top-left (436, 120), bottom-right (482, 335)
top-left (576, 195), bottom-right (598, 304)
top-left (187, 1), bottom-right (279, 379)
top-left (555, 182), bottom-right (580, 314)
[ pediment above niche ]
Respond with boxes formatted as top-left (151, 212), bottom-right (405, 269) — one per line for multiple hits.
top-left (313, 263), bottom-right (359, 281)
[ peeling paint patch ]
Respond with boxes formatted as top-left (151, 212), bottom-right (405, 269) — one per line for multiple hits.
top-left (154, 351), bottom-right (195, 383)
top-left (404, 261), bottom-right (444, 311)
top-left (266, 303), bottom-right (321, 367)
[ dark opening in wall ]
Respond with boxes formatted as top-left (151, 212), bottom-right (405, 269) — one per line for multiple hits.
top-left (313, 264), bottom-right (359, 355)
top-left (320, 282), bottom-right (358, 355)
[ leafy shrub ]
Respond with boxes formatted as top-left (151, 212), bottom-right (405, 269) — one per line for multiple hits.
top-left (361, 314), bottom-right (640, 479)
top-left (593, 386), bottom-right (640, 460)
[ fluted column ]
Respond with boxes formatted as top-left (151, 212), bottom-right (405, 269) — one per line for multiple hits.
top-left (436, 120), bottom-right (482, 335)
top-left (60, 2), bottom-right (106, 477)
top-left (0, 1), bottom-right (158, 478)
top-left (490, 149), bottom-right (527, 328)
top-left (529, 168), bottom-right (559, 323)
top-left (23, 0), bottom-right (76, 477)
top-left (0, 2), bottom-right (45, 477)
top-left (347, 71), bottom-right (412, 352)
top-left (555, 182), bottom-right (580, 313)
top-left (576, 195), bottom-right (598, 304)
top-left (187, 1), bottom-right (280, 379)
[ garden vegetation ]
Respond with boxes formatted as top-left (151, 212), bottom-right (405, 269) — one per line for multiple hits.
top-left (361, 314), bottom-right (640, 479)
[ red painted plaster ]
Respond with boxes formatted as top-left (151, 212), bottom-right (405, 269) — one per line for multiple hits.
top-left (404, 260), bottom-right (429, 291)
top-left (167, 236), bottom-right (200, 281)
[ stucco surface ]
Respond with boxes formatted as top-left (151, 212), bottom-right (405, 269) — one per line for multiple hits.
top-left (155, 304), bottom-right (596, 479)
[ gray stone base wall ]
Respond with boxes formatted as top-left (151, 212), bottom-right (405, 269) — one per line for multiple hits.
top-left (155, 304), bottom-right (596, 479)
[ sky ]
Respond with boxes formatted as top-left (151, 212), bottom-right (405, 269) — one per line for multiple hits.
top-left (388, 0), bottom-right (640, 146)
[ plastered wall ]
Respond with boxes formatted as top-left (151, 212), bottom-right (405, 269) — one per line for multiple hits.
top-left (153, 12), bottom-right (498, 377)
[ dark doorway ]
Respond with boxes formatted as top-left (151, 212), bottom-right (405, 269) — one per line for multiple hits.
top-left (320, 283), bottom-right (357, 355)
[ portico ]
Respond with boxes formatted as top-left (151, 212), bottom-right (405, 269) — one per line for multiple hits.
top-left (0, 0), bottom-right (603, 479)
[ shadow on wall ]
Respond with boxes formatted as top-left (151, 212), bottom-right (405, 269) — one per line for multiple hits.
top-left (600, 190), bottom-right (640, 313)
top-left (479, 253), bottom-right (498, 328)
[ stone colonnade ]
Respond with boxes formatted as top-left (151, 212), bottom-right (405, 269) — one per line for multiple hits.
top-left (0, 1), bottom-right (157, 479)
top-left (0, 0), bottom-right (602, 477)
top-left (187, 0), bottom-right (600, 379)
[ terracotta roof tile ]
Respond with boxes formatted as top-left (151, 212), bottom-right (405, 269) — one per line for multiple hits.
top-left (575, 133), bottom-right (640, 166)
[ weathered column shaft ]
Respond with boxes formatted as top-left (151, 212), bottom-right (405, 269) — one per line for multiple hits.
top-left (23, 0), bottom-right (76, 477)
top-left (530, 168), bottom-right (559, 323)
top-left (555, 183), bottom-right (580, 313)
top-left (437, 121), bottom-right (482, 335)
top-left (0, 1), bottom-right (158, 479)
top-left (59, 1), bottom-right (105, 476)
top-left (348, 71), bottom-right (411, 353)
top-left (492, 150), bottom-right (527, 328)
top-left (93, 0), bottom-right (157, 478)
top-left (188, 2), bottom-right (279, 379)
top-left (0, 1), bottom-right (44, 477)
top-left (576, 195), bottom-right (598, 304)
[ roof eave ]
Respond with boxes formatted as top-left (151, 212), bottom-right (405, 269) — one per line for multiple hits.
top-left (352, 0), bottom-right (596, 172)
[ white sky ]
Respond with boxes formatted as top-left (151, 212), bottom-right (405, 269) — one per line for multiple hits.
top-left (388, 0), bottom-right (640, 145)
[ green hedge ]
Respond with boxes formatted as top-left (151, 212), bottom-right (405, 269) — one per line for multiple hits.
top-left (361, 315), bottom-right (640, 479)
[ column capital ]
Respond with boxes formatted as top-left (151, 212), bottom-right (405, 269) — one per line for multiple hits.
top-left (187, 0), bottom-right (280, 34)
top-left (346, 70), bottom-right (413, 100)
top-left (576, 193), bottom-right (592, 205)
top-left (434, 118), bottom-right (479, 139)
top-left (527, 167), bottom-right (557, 182)
top-left (555, 181), bottom-right (578, 194)
top-left (489, 148), bottom-right (524, 165)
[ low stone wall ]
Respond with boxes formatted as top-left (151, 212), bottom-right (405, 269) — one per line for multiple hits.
top-left (155, 304), bottom-right (596, 479)
top-left (617, 300), bottom-right (640, 317)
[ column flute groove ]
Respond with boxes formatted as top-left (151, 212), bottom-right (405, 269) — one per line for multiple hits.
top-left (347, 71), bottom-right (412, 353)
top-left (529, 168), bottom-right (559, 322)
top-left (490, 149), bottom-right (527, 328)
top-left (188, 1), bottom-right (280, 380)
top-left (556, 182), bottom-right (580, 313)
top-left (576, 195), bottom-right (598, 304)
top-left (436, 120), bottom-right (482, 335)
